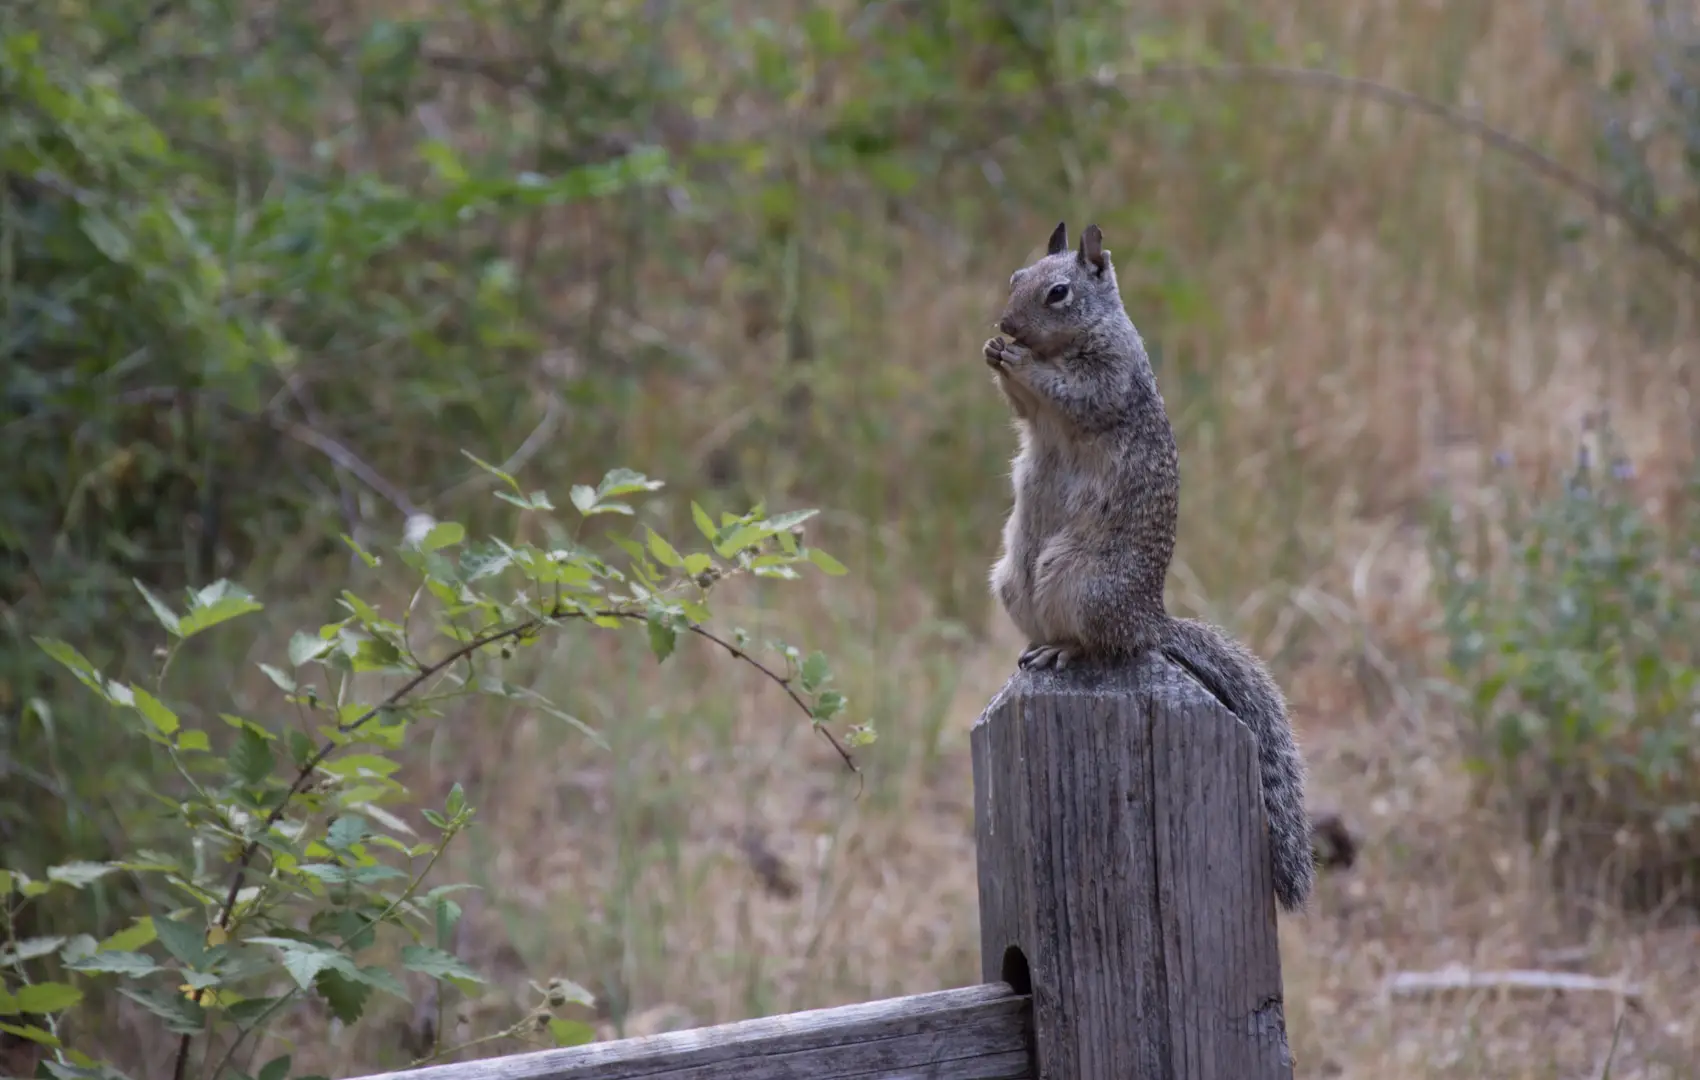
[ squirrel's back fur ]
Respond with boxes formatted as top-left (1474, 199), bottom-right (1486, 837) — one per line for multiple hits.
top-left (983, 221), bottom-right (1316, 912)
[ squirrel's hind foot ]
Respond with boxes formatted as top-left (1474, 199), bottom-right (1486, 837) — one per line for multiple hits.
top-left (1019, 642), bottom-right (1081, 670)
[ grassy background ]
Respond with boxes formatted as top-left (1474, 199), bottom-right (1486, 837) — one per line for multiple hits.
top-left (6, 1), bottom-right (1700, 1077)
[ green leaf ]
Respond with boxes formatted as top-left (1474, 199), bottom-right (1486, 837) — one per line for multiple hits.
top-left (153, 915), bottom-right (207, 969)
top-left (763, 508), bottom-right (819, 533)
top-left (289, 631), bottom-right (334, 667)
top-left (714, 523), bottom-right (765, 557)
top-left (800, 651), bottom-right (830, 692)
top-left (47, 861), bottom-right (119, 889)
top-left (258, 663), bottom-right (297, 693)
top-left (597, 468), bottom-right (664, 497)
top-left (324, 814), bottom-right (369, 851)
top-left (400, 945), bottom-right (485, 991)
top-left (67, 951), bottom-right (161, 977)
top-left (646, 609), bottom-right (677, 663)
top-left (314, 968), bottom-right (371, 1025)
top-left (646, 528), bottom-right (683, 568)
top-left (98, 918), bottom-right (155, 953)
top-left (460, 449), bottom-right (521, 492)
top-left (178, 580), bottom-right (264, 637)
top-left (129, 687), bottom-right (180, 737)
top-left (33, 638), bottom-right (119, 702)
top-left (230, 726), bottom-right (275, 785)
top-left (549, 1019), bottom-right (596, 1048)
top-left (2, 937), bottom-right (66, 964)
top-left (569, 485), bottom-right (598, 513)
top-left (177, 729), bottom-right (210, 752)
top-left (341, 533), bottom-right (382, 568)
top-left (249, 938), bottom-right (358, 991)
top-left (420, 522), bottom-right (466, 552)
top-left (692, 502), bottom-right (718, 544)
top-left (132, 581), bottom-right (182, 636)
top-left (806, 548), bottom-right (848, 576)
top-left (812, 690), bottom-right (846, 721)
top-left (118, 986), bottom-right (205, 1034)
top-left (258, 1055), bottom-right (292, 1080)
top-left (14, 982), bottom-right (82, 1013)
top-left (0, 1022), bottom-right (61, 1048)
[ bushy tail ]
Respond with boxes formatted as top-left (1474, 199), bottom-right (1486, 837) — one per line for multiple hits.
top-left (1160, 617), bottom-right (1316, 913)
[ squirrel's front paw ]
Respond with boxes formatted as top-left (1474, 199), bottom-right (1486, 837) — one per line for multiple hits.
top-left (984, 336), bottom-right (1032, 373)
top-left (1020, 642), bottom-right (1081, 670)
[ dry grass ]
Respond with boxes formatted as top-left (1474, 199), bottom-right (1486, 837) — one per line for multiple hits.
top-left (211, 2), bottom-right (1700, 1078)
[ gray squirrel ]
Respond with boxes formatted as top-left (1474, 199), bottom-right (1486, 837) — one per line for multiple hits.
top-left (984, 220), bottom-right (1317, 913)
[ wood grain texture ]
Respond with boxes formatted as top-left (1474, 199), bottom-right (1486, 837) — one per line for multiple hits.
top-left (972, 650), bottom-right (1293, 1080)
top-left (350, 983), bottom-right (1033, 1080)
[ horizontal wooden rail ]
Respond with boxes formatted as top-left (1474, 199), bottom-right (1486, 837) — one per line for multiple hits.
top-left (354, 982), bottom-right (1033, 1080)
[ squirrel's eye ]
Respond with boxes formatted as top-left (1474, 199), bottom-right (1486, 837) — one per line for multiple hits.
top-left (1045, 283), bottom-right (1070, 305)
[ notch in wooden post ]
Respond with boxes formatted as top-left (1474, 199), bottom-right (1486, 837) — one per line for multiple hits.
top-left (971, 651), bottom-right (1293, 1080)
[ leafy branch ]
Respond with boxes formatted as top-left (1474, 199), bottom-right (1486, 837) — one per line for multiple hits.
top-left (3, 459), bottom-right (862, 1080)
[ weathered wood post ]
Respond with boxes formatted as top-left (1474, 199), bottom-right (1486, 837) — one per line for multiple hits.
top-left (972, 651), bottom-right (1293, 1079)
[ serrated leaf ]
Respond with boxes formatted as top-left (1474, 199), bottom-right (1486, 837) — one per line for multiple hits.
top-left (230, 726), bottom-right (275, 785)
top-left (714, 523), bottom-right (768, 557)
top-left (118, 986), bottom-right (205, 1034)
top-left (597, 468), bottom-right (663, 497)
top-left (33, 638), bottom-right (119, 702)
top-left (646, 610), bottom-right (677, 663)
top-left (420, 522), bottom-right (466, 552)
top-left (257, 663), bottom-right (297, 693)
top-left (763, 508), bottom-right (819, 533)
top-left (132, 581), bottom-right (182, 636)
top-left (314, 968), bottom-right (371, 1025)
top-left (806, 548), bottom-right (848, 576)
top-left (691, 502), bottom-right (718, 543)
top-left (68, 951), bottom-right (161, 977)
top-left (248, 938), bottom-right (358, 991)
top-left (289, 632), bottom-right (334, 667)
top-left (645, 529), bottom-right (683, 568)
top-left (129, 687), bottom-right (179, 736)
top-left (400, 945), bottom-right (485, 988)
top-left (153, 916), bottom-right (207, 968)
top-left (800, 651), bottom-right (830, 692)
top-left (549, 1018), bottom-right (596, 1047)
top-left (257, 1055), bottom-right (292, 1080)
top-left (812, 689), bottom-right (846, 721)
top-left (323, 814), bottom-right (368, 851)
top-left (1, 936), bottom-right (66, 964)
top-left (178, 581), bottom-right (264, 637)
top-left (15, 982), bottom-right (82, 1013)
top-left (99, 918), bottom-right (156, 953)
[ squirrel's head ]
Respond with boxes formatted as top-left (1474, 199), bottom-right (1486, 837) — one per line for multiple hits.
top-left (995, 221), bottom-right (1122, 355)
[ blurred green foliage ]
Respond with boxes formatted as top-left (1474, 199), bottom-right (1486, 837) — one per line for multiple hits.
top-left (1429, 418), bottom-right (1700, 910)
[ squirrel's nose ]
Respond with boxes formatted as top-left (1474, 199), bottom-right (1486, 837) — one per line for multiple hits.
top-left (998, 316), bottom-right (1018, 337)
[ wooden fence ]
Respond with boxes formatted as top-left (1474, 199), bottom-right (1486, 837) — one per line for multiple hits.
top-left (357, 651), bottom-right (1294, 1080)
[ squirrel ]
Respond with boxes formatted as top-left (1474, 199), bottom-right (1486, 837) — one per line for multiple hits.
top-left (983, 220), bottom-right (1317, 913)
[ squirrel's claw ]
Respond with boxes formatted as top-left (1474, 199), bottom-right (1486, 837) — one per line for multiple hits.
top-left (984, 336), bottom-right (1029, 371)
top-left (1019, 642), bottom-right (1079, 670)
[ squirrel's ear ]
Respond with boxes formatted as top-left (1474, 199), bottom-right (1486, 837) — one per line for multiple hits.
top-left (1079, 224), bottom-right (1109, 274)
top-left (1046, 221), bottom-right (1068, 256)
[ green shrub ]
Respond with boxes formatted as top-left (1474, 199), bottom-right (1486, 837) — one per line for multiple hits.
top-left (1428, 417), bottom-right (1700, 912)
top-left (0, 460), bottom-right (862, 1080)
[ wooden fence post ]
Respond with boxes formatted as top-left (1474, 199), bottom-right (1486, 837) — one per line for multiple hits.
top-left (971, 650), bottom-right (1294, 1080)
